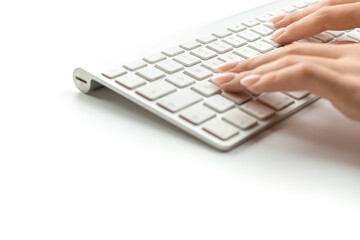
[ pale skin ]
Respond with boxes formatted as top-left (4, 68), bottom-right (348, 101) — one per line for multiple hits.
top-left (215, 0), bottom-right (360, 121)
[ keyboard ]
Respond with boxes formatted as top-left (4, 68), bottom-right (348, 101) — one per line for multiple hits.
top-left (73, 0), bottom-right (360, 151)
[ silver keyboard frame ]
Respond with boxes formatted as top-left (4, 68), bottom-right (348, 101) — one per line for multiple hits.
top-left (73, 0), bottom-right (319, 151)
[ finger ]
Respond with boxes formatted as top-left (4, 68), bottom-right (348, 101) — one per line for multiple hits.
top-left (217, 43), bottom-right (343, 73)
top-left (274, 2), bottom-right (360, 44)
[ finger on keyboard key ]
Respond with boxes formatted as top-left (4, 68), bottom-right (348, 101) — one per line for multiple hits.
top-left (257, 92), bottom-right (294, 110)
top-left (155, 59), bottom-right (184, 74)
top-left (206, 41), bottom-right (233, 54)
top-left (136, 66), bottom-right (166, 81)
top-left (123, 60), bottom-right (148, 71)
top-left (184, 66), bottom-right (213, 80)
top-left (201, 59), bottom-right (225, 73)
top-left (143, 53), bottom-right (167, 64)
top-left (180, 104), bottom-right (216, 125)
top-left (190, 47), bottom-right (217, 60)
top-left (196, 35), bottom-right (217, 44)
top-left (136, 81), bottom-right (176, 101)
top-left (221, 91), bottom-right (252, 105)
top-left (180, 41), bottom-right (202, 51)
top-left (233, 46), bottom-right (260, 59)
top-left (166, 73), bottom-right (195, 88)
top-left (174, 53), bottom-right (201, 67)
top-left (284, 90), bottom-right (310, 100)
top-left (204, 95), bottom-right (235, 113)
top-left (191, 82), bottom-right (221, 97)
top-left (240, 100), bottom-right (275, 120)
top-left (263, 36), bottom-right (281, 47)
top-left (102, 67), bottom-right (127, 79)
top-left (162, 47), bottom-right (184, 57)
top-left (157, 90), bottom-right (202, 113)
top-left (223, 109), bottom-right (257, 130)
top-left (203, 119), bottom-right (239, 140)
top-left (115, 74), bottom-right (146, 89)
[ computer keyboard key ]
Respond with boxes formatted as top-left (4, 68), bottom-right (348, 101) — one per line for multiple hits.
top-left (157, 90), bottom-right (202, 113)
top-left (180, 104), bottom-right (216, 125)
top-left (203, 119), bottom-right (239, 140)
top-left (136, 66), bottom-right (166, 81)
top-left (166, 73), bottom-right (195, 88)
top-left (326, 30), bottom-right (344, 37)
top-left (136, 81), bottom-right (176, 101)
top-left (256, 14), bottom-right (273, 22)
top-left (204, 94), bottom-right (235, 113)
top-left (242, 19), bottom-right (260, 27)
top-left (282, 5), bottom-right (297, 13)
top-left (263, 36), bottom-right (281, 47)
top-left (293, 1), bottom-right (308, 8)
top-left (284, 90), bottom-right (310, 100)
top-left (237, 30), bottom-right (261, 42)
top-left (162, 47), bottom-right (185, 57)
top-left (143, 53), bottom-right (167, 64)
top-left (123, 60), bottom-right (148, 71)
top-left (240, 100), bottom-right (275, 120)
top-left (248, 40), bottom-right (274, 53)
top-left (212, 29), bottom-right (232, 38)
top-left (312, 32), bottom-right (334, 42)
top-left (251, 25), bottom-right (274, 36)
top-left (335, 35), bottom-right (358, 42)
top-left (227, 25), bottom-right (246, 33)
top-left (191, 82), bottom-right (221, 97)
top-left (180, 41), bottom-right (202, 51)
top-left (218, 52), bottom-right (245, 62)
top-left (155, 59), bottom-right (184, 74)
top-left (174, 53), bottom-right (201, 67)
top-left (190, 47), bottom-right (217, 60)
top-left (184, 66), bottom-right (213, 80)
top-left (222, 35), bottom-right (247, 48)
top-left (347, 31), bottom-right (360, 41)
top-left (223, 109), bottom-right (257, 130)
top-left (197, 35), bottom-right (217, 44)
top-left (233, 46), bottom-right (260, 59)
top-left (102, 67), bottom-right (127, 79)
top-left (257, 92), bottom-right (294, 110)
top-left (115, 74), bottom-right (146, 89)
top-left (206, 41), bottom-right (233, 54)
top-left (201, 59), bottom-right (224, 73)
top-left (221, 91), bottom-right (252, 105)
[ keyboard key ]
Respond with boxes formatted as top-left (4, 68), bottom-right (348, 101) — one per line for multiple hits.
top-left (312, 32), bottom-right (334, 42)
top-left (282, 5), bottom-right (297, 13)
top-left (263, 36), bottom-right (281, 47)
top-left (256, 14), bottom-right (273, 22)
top-left (240, 100), bottom-right (275, 120)
top-left (296, 37), bottom-right (322, 43)
top-left (233, 46), bottom-right (260, 58)
top-left (180, 104), bottom-right (216, 125)
top-left (222, 35), bottom-right (247, 48)
top-left (305, 0), bottom-right (319, 4)
top-left (190, 47), bottom-right (217, 60)
top-left (227, 25), bottom-right (246, 33)
top-left (326, 30), bottom-right (344, 37)
top-left (180, 41), bottom-right (202, 51)
top-left (218, 52), bottom-right (244, 62)
top-left (221, 91), bottom-right (252, 105)
top-left (136, 66), bottom-right (165, 81)
top-left (248, 40), bottom-right (274, 53)
top-left (196, 35), bottom-right (217, 44)
top-left (237, 30), bottom-right (261, 42)
top-left (191, 82), bottom-right (221, 97)
top-left (212, 29), bottom-right (232, 38)
top-left (102, 67), bottom-right (127, 79)
top-left (155, 59), bottom-right (184, 74)
top-left (251, 25), bottom-right (274, 36)
top-left (123, 60), bottom-right (147, 71)
top-left (293, 1), bottom-right (308, 8)
top-left (242, 19), bottom-right (260, 27)
top-left (347, 31), bottom-right (360, 41)
top-left (223, 109), bottom-right (257, 130)
top-left (257, 92), bottom-right (294, 110)
top-left (136, 81), bottom-right (176, 101)
top-left (263, 22), bottom-right (276, 30)
top-left (203, 119), bottom-right (239, 140)
top-left (201, 59), bottom-right (224, 72)
top-left (115, 74), bottom-right (146, 89)
top-left (206, 41), bottom-right (233, 54)
top-left (143, 53), bottom-right (167, 64)
top-left (184, 65), bottom-right (213, 80)
top-left (166, 73), bottom-right (195, 88)
top-left (284, 90), bottom-right (310, 100)
top-left (335, 35), bottom-right (358, 42)
top-left (162, 47), bottom-right (184, 57)
top-left (173, 53), bottom-right (201, 67)
top-left (157, 90), bottom-right (202, 113)
top-left (204, 94), bottom-right (235, 113)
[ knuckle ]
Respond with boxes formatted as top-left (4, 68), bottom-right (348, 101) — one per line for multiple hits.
top-left (321, 0), bottom-right (335, 6)
top-left (315, 6), bottom-right (332, 20)
top-left (297, 62), bottom-right (314, 76)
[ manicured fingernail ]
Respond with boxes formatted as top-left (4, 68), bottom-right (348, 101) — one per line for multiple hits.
top-left (271, 27), bottom-right (285, 40)
top-left (240, 75), bottom-right (261, 87)
top-left (216, 61), bottom-right (238, 72)
top-left (214, 73), bottom-right (236, 85)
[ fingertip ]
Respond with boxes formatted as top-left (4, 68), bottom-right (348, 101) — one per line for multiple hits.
top-left (269, 14), bottom-right (286, 24)
top-left (216, 61), bottom-right (239, 72)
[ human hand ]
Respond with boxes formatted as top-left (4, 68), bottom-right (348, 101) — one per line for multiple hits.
top-left (270, 0), bottom-right (360, 44)
top-left (215, 43), bottom-right (360, 121)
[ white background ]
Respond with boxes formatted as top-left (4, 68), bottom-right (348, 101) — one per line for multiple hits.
top-left (1, 0), bottom-right (360, 239)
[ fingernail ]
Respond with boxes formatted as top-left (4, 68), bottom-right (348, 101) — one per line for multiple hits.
top-left (240, 75), bottom-right (261, 87)
top-left (216, 61), bottom-right (239, 72)
top-left (214, 73), bottom-right (236, 85)
top-left (271, 27), bottom-right (285, 40)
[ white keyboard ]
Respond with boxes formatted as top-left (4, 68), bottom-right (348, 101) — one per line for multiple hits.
top-left (73, 0), bottom-right (360, 151)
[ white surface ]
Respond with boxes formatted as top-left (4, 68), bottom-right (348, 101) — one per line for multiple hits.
top-left (1, 0), bottom-right (360, 239)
